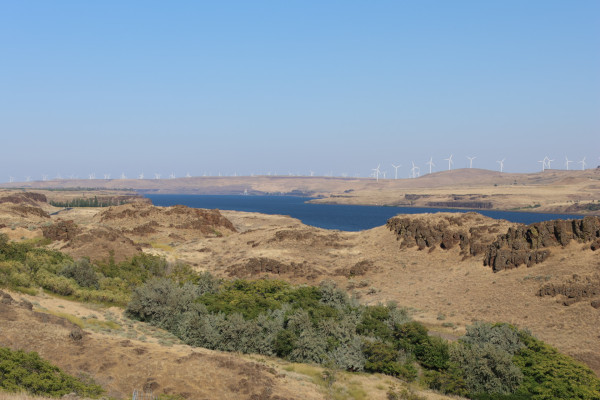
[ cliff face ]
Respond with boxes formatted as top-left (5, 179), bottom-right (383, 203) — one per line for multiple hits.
top-left (386, 212), bottom-right (513, 257)
top-left (387, 213), bottom-right (600, 273)
top-left (483, 217), bottom-right (600, 272)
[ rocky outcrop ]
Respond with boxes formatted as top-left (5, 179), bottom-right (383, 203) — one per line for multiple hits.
top-left (334, 260), bottom-right (376, 277)
top-left (42, 220), bottom-right (80, 241)
top-left (484, 217), bottom-right (600, 271)
top-left (537, 274), bottom-right (600, 307)
top-left (63, 226), bottom-right (142, 262)
top-left (99, 203), bottom-right (237, 236)
top-left (386, 212), bottom-right (511, 257)
top-left (267, 229), bottom-right (349, 249)
top-left (0, 192), bottom-right (47, 205)
top-left (226, 257), bottom-right (317, 279)
top-left (426, 201), bottom-right (493, 209)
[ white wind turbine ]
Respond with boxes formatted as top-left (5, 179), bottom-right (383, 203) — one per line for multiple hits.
top-left (186, 172), bottom-right (191, 178)
top-left (371, 164), bottom-right (381, 182)
top-left (579, 157), bottom-right (586, 170)
top-left (138, 172), bottom-right (144, 179)
top-left (538, 159), bottom-right (546, 171)
top-left (42, 175), bottom-right (48, 181)
top-left (88, 173), bottom-right (95, 180)
top-left (545, 157), bottom-right (554, 169)
top-left (466, 156), bottom-right (476, 168)
top-left (9, 176), bottom-right (14, 183)
top-left (169, 172), bottom-right (175, 179)
top-left (497, 158), bottom-right (505, 172)
top-left (154, 173), bottom-right (161, 180)
top-left (565, 157), bottom-right (573, 170)
top-left (426, 157), bottom-right (435, 174)
top-left (309, 170), bottom-right (314, 177)
top-left (410, 161), bottom-right (420, 178)
top-left (120, 172), bottom-right (127, 180)
top-left (444, 154), bottom-right (454, 170)
top-left (391, 163), bottom-right (401, 180)
top-left (104, 173), bottom-right (111, 180)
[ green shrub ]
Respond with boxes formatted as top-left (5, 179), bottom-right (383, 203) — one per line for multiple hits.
top-left (513, 331), bottom-right (600, 400)
top-left (417, 335), bottom-right (450, 370)
top-left (327, 335), bottom-right (365, 371)
top-left (356, 305), bottom-right (392, 341)
top-left (463, 322), bottom-right (523, 355)
top-left (289, 328), bottom-right (327, 363)
top-left (0, 347), bottom-right (104, 397)
top-left (35, 270), bottom-right (78, 296)
top-left (274, 329), bottom-right (297, 358)
top-left (423, 367), bottom-right (468, 397)
top-left (126, 278), bottom-right (199, 330)
top-left (451, 341), bottom-right (523, 396)
top-left (60, 258), bottom-right (99, 289)
top-left (363, 340), bottom-right (417, 381)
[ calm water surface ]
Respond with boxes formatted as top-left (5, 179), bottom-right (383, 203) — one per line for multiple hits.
top-left (146, 194), bottom-right (582, 232)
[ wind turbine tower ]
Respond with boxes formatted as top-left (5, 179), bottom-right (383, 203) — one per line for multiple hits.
top-left (411, 161), bottom-right (420, 178)
top-left (565, 157), bottom-right (573, 170)
top-left (371, 164), bottom-right (381, 182)
top-left (497, 159), bottom-right (505, 173)
top-left (579, 157), bottom-right (586, 170)
top-left (138, 172), bottom-right (144, 180)
top-left (466, 156), bottom-right (476, 168)
top-left (154, 173), bottom-right (161, 180)
top-left (444, 154), bottom-right (454, 171)
top-left (104, 173), bottom-right (110, 180)
top-left (391, 163), bottom-right (401, 179)
top-left (9, 176), bottom-right (14, 183)
top-left (546, 157), bottom-right (554, 169)
top-left (538, 159), bottom-right (546, 171)
top-left (120, 172), bottom-right (127, 180)
top-left (426, 157), bottom-right (435, 174)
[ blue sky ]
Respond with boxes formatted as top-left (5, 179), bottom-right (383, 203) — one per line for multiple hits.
top-left (1, 1), bottom-right (599, 181)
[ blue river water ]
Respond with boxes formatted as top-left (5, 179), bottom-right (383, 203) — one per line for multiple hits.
top-left (145, 194), bottom-right (582, 232)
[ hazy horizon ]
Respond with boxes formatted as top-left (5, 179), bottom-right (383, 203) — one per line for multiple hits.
top-left (1, 1), bottom-right (599, 183)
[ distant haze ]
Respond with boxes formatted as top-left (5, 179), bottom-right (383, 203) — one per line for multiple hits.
top-left (1, 1), bottom-right (599, 183)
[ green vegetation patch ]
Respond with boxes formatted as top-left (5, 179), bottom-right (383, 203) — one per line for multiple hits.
top-left (0, 347), bottom-right (104, 398)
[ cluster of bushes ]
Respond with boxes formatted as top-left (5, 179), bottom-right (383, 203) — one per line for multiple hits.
top-left (49, 196), bottom-right (128, 208)
top-left (126, 276), bottom-right (600, 400)
top-left (0, 347), bottom-right (104, 398)
top-left (0, 233), bottom-right (196, 305)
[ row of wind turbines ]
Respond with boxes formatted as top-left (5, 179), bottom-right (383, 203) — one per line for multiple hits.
top-left (538, 156), bottom-right (587, 171)
top-left (370, 154), bottom-right (592, 182)
top-left (4, 156), bottom-right (596, 184)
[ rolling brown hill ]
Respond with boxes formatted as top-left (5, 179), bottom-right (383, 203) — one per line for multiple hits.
top-left (2, 168), bottom-right (599, 215)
